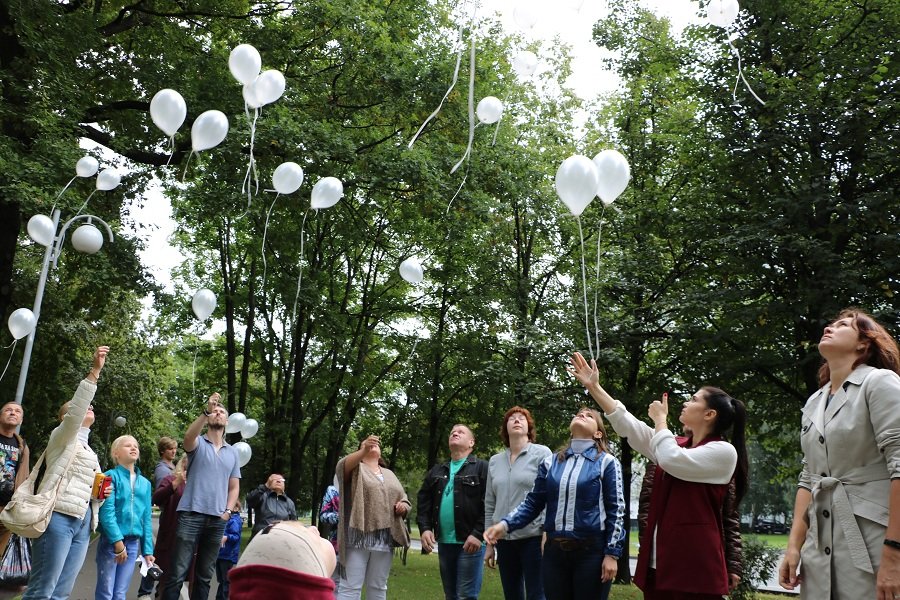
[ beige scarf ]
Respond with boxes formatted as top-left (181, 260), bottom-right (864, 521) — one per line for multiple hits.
top-left (336, 458), bottom-right (410, 575)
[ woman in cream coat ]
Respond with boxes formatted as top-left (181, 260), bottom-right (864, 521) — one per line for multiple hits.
top-left (778, 310), bottom-right (900, 599)
top-left (23, 346), bottom-right (108, 600)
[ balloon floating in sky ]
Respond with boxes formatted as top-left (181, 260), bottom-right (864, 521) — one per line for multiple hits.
top-left (511, 51), bottom-right (538, 78)
top-left (27, 214), bottom-right (55, 247)
top-left (310, 177), bottom-right (343, 210)
top-left (272, 162), bottom-right (304, 195)
top-left (399, 257), bottom-right (424, 284)
top-left (240, 419), bottom-right (259, 439)
top-left (476, 96), bottom-right (504, 125)
top-left (592, 150), bottom-right (631, 205)
top-left (191, 110), bottom-right (229, 152)
top-left (555, 155), bottom-right (599, 217)
top-left (254, 70), bottom-right (286, 106)
top-left (75, 156), bottom-right (99, 178)
top-left (707, 0), bottom-right (740, 28)
top-left (513, 3), bottom-right (539, 30)
top-left (7, 308), bottom-right (36, 340)
top-left (191, 288), bottom-right (217, 321)
top-left (229, 44), bottom-right (262, 86)
top-left (149, 89), bottom-right (187, 137)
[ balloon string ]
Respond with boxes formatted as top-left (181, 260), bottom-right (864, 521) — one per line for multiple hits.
top-left (490, 90), bottom-right (510, 147)
top-left (260, 192), bottom-right (280, 292)
top-left (407, 19), bottom-right (466, 149)
top-left (181, 150), bottom-right (194, 181)
top-left (451, 29), bottom-right (478, 174)
top-left (576, 216), bottom-right (595, 361)
top-left (445, 160), bottom-right (470, 215)
top-left (165, 136), bottom-right (176, 167)
top-left (408, 337), bottom-right (420, 361)
top-left (729, 40), bottom-right (766, 106)
top-left (242, 107), bottom-right (260, 210)
top-left (74, 189), bottom-right (97, 218)
top-left (50, 176), bottom-right (78, 213)
top-left (592, 203), bottom-right (607, 356)
top-left (0, 340), bottom-right (17, 384)
top-left (290, 208), bottom-right (311, 331)
top-left (192, 343), bottom-right (199, 403)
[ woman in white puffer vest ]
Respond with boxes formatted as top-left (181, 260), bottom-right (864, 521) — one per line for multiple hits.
top-left (22, 346), bottom-right (109, 600)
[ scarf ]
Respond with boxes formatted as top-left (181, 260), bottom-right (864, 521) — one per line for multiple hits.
top-left (336, 457), bottom-right (410, 577)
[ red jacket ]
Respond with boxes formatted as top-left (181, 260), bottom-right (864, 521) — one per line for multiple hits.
top-left (635, 435), bottom-right (729, 595)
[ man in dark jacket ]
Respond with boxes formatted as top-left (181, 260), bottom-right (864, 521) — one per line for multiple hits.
top-left (638, 459), bottom-right (744, 590)
top-left (247, 473), bottom-right (297, 536)
top-left (417, 424), bottom-right (488, 600)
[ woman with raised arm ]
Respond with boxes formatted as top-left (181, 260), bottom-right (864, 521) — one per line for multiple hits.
top-left (569, 351), bottom-right (748, 600)
top-left (777, 309), bottom-right (900, 599)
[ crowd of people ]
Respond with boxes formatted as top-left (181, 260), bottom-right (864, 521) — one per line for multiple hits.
top-left (1, 306), bottom-right (900, 600)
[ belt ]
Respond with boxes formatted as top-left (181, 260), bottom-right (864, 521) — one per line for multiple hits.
top-left (549, 537), bottom-right (598, 551)
top-left (808, 462), bottom-right (889, 574)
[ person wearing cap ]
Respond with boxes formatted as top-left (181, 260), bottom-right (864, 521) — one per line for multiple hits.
top-left (246, 473), bottom-right (296, 537)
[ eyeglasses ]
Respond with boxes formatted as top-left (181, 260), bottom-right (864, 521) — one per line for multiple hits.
top-left (273, 479), bottom-right (285, 483)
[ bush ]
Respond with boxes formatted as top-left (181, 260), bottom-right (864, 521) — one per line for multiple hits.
top-left (731, 536), bottom-right (781, 600)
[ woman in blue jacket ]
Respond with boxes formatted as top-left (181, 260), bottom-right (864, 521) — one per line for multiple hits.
top-left (484, 408), bottom-right (625, 600)
top-left (96, 435), bottom-right (155, 600)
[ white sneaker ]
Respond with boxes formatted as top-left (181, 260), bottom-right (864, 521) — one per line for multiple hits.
top-left (137, 595), bottom-right (153, 600)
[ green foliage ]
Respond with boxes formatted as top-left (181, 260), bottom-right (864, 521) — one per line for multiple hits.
top-left (731, 537), bottom-right (781, 600)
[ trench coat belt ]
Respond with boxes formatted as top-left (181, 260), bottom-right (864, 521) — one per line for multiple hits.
top-left (808, 463), bottom-right (890, 574)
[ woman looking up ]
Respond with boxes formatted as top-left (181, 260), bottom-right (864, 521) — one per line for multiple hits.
top-left (778, 309), bottom-right (900, 599)
top-left (569, 351), bottom-right (748, 600)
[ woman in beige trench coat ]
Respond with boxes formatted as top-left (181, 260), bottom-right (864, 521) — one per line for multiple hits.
top-left (779, 309), bottom-right (900, 599)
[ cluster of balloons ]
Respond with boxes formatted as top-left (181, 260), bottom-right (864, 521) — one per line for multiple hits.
top-left (555, 150), bottom-right (631, 216)
top-left (7, 308), bottom-right (36, 341)
top-left (226, 411), bottom-right (258, 467)
top-left (229, 44), bottom-right (286, 109)
top-left (150, 87), bottom-right (229, 162)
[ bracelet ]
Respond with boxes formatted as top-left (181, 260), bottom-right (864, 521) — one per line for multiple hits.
top-left (885, 538), bottom-right (900, 550)
top-left (115, 548), bottom-right (127, 557)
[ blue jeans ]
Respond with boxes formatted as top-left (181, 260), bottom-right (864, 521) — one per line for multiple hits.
top-left (215, 559), bottom-right (235, 600)
top-left (541, 539), bottom-right (611, 600)
top-left (497, 537), bottom-right (545, 600)
top-left (438, 543), bottom-right (485, 600)
top-left (95, 536), bottom-right (140, 600)
top-left (161, 512), bottom-right (226, 600)
top-left (22, 509), bottom-right (93, 600)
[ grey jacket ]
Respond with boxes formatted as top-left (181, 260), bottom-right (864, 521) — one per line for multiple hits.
top-left (484, 443), bottom-right (552, 540)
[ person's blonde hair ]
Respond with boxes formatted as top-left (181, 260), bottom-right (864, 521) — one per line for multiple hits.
top-left (110, 435), bottom-right (139, 464)
top-left (174, 455), bottom-right (189, 479)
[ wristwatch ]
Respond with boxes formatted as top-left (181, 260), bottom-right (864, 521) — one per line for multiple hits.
top-left (203, 409), bottom-right (212, 416)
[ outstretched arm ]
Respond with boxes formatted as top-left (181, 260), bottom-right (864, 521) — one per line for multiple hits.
top-left (568, 352), bottom-right (617, 414)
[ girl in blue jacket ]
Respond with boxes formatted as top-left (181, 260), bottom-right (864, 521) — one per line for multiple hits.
top-left (216, 501), bottom-right (243, 600)
top-left (96, 435), bottom-right (155, 600)
top-left (484, 408), bottom-right (626, 600)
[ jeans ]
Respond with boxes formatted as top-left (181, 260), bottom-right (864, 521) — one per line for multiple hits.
top-left (161, 512), bottom-right (226, 600)
top-left (497, 537), bottom-right (545, 600)
top-left (95, 536), bottom-right (140, 600)
top-left (541, 539), bottom-right (611, 600)
top-left (336, 547), bottom-right (392, 600)
top-left (215, 559), bottom-right (235, 600)
top-left (22, 509), bottom-right (93, 600)
top-left (438, 543), bottom-right (485, 600)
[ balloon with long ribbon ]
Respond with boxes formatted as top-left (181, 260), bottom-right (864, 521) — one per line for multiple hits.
top-left (149, 89), bottom-right (187, 166)
top-left (261, 162), bottom-right (304, 291)
top-left (183, 110), bottom-right (229, 180)
top-left (707, 0), bottom-right (765, 106)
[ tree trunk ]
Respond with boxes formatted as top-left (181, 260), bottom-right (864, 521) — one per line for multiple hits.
top-left (0, 200), bottom-right (20, 325)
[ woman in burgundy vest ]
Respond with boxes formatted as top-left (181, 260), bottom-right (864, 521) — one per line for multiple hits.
top-left (570, 351), bottom-right (748, 599)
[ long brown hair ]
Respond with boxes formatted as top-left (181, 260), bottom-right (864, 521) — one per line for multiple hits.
top-left (817, 308), bottom-right (900, 386)
top-left (556, 407), bottom-right (608, 461)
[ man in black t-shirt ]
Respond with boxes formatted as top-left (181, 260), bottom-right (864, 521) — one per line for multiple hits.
top-left (0, 402), bottom-right (29, 556)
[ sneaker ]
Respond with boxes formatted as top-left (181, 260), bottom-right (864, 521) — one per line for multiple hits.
top-left (138, 595), bottom-right (153, 600)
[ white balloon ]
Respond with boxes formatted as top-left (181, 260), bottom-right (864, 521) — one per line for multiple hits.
top-left (7, 308), bottom-right (36, 340)
top-left (476, 96), bottom-right (504, 125)
top-left (513, 3), bottom-right (539, 29)
top-left (226, 412), bottom-right (246, 434)
top-left (242, 82), bottom-right (263, 109)
top-left (555, 155), bottom-right (599, 217)
top-left (511, 51), bottom-right (538, 78)
top-left (114, 416), bottom-right (127, 427)
top-left (399, 257), bottom-right (424, 284)
top-left (27, 214), bottom-right (55, 247)
top-left (233, 441), bottom-right (252, 467)
top-left (96, 168), bottom-right (121, 191)
top-left (255, 70), bottom-right (286, 105)
top-left (592, 149), bottom-right (631, 205)
top-left (229, 44), bottom-right (262, 85)
top-left (707, 0), bottom-right (740, 28)
top-left (240, 418), bottom-right (259, 439)
top-left (272, 162), bottom-right (304, 195)
top-left (71, 224), bottom-right (104, 254)
top-left (191, 110), bottom-right (229, 152)
top-left (149, 89), bottom-right (187, 137)
top-left (310, 177), bottom-right (343, 210)
top-left (76, 156), bottom-right (99, 178)
top-left (192, 288), bottom-right (217, 321)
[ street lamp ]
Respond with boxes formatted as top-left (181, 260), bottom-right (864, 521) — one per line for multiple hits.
top-left (13, 208), bottom-right (114, 406)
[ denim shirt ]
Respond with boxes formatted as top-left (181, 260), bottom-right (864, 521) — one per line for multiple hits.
top-left (484, 444), bottom-right (552, 540)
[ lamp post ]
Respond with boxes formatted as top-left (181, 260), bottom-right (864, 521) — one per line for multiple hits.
top-left (14, 208), bottom-right (115, 406)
